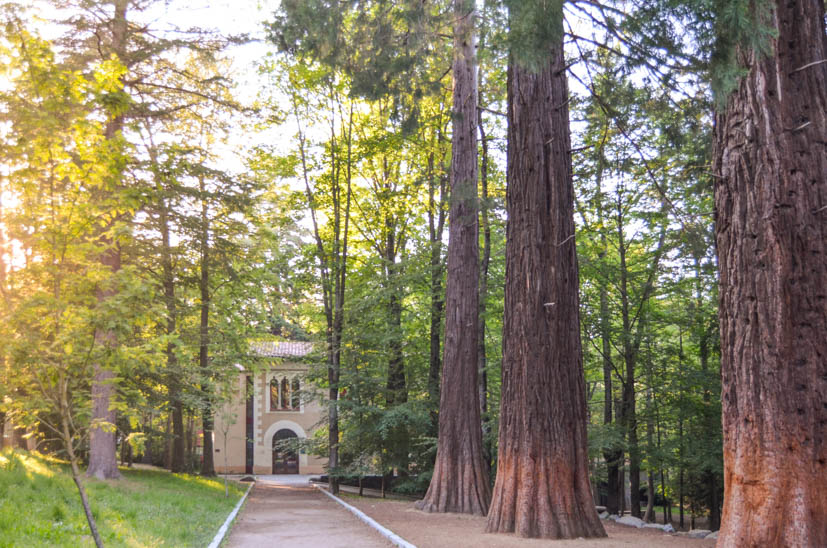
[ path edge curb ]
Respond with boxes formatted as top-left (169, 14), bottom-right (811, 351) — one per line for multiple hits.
top-left (313, 483), bottom-right (417, 548)
top-left (207, 480), bottom-right (254, 548)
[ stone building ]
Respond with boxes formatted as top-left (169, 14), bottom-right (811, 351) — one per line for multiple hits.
top-left (212, 341), bottom-right (326, 475)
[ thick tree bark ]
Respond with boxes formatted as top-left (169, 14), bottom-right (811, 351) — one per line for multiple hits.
top-left (87, 338), bottom-right (121, 479)
top-left (485, 40), bottom-right (604, 539)
top-left (416, 0), bottom-right (490, 515)
top-left (714, 1), bottom-right (827, 546)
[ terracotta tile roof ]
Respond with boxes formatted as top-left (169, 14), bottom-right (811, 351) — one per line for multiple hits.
top-left (249, 341), bottom-right (315, 358)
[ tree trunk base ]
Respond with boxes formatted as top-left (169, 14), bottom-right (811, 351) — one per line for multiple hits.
top-left (486, 454), bottom-right (605, 539)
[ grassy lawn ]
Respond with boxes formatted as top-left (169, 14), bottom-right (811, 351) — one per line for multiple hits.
top-left (0, 449), bottom-right (245, 547)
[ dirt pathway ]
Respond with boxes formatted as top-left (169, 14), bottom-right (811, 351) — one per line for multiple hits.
top-left (345, 496), bottom-right (716, 548)
top-left (225, 479), bottom-right (392, 548)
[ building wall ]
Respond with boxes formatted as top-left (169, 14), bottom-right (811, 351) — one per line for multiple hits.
top-left (214, 363), bottom-right (326, 475)
top-left (1, 419), bottom-right (37, 451)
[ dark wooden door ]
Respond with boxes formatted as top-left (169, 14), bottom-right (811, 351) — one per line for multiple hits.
top-left (272, 429), bottom-right (299, 474)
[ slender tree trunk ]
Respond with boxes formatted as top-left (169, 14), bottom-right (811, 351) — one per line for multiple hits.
top-left (485, 31), bottom-right (604, 539)
top-left (384, 225), bottom-right (408, 473)
top-left (594, 146), bottom-right (621, 516)
top-left (643, 388), bottom-right (656, 523)
top-left (678, 331), bottom-right (685, 530)
top-left (164, 413), bottom-right (172, 470)
top-left (417, 0), bottom-right (489, 515)
top-left (294, 96), bottom-right (352, 496)
top-left (715, 1), bottom-right (827, 545)
top-left (63, 412), bottom-right (103, 547)
top-left (477, 85), bottom-right (492, 473)
top-left (426, 151), bottom-right (447, 435)
top-left (198, 176), bottom-right (215, 477)
top-left (157, 195), bottom-right (185, 474)
top-left (617, 212), bottom-right (641, 518)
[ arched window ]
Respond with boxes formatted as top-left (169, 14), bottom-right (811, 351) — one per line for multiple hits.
top-left (281, 377), bottom-right (290, 409)
top-left (291, 378), bottom-right (300, 409)
top-left (269, 378), bottom-right (279, 412)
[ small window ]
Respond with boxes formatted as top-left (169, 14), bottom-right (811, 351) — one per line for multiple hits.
top-left (269, 378), bottom-right (279, 412)
top-left (281, 377), bottom-right (290, 409)
top-left (291, 378), bottom-right (300, 409)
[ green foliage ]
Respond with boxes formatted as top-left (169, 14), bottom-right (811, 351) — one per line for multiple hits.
top-left (502, 0), bottom-right (564, 70)
top-left (268, 0), bottom-right (449, 128)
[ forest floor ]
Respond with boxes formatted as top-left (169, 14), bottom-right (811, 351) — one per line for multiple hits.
top-left (343, 494), bottom-right (716, 548)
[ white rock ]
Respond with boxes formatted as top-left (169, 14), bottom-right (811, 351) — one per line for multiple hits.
top-left (643, 523), bottom-right (666, 530)
top-left (608, 514), bottom-right (621, 522)
top-left (616, 516), bottom-right (646, 528)
top-left (705, 531), bottom-right (719, 540)
top-left (598, 511), bottom-right (609, 520)
top-left (663, 524), bottom-right (675, 533)
top-left (688, 529), bottom-right (712, 539)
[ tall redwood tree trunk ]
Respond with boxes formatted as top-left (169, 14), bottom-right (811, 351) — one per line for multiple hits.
top-left (715, 1), bottom-right (827, 546)
top-left (485, 32), bottom-right (604, 540)
top-left (416, 0), bottom-right (490, 516)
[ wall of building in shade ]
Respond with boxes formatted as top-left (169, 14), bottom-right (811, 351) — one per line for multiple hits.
top-left (213, 364), bottom-right (327, 476)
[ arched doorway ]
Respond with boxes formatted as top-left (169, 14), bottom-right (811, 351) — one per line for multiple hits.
top-left (272, 429), bottom-right (299, 474)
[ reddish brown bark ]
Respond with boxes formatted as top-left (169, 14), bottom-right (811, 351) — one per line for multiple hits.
top-left (416, 0), bottom-right (490, 516)
top-left (485, 37), bottom-right (604, 540)
top-left (714, 1), bottom-right (827, 546)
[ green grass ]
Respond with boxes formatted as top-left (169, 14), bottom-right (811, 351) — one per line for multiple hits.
top-left (0, 448), bottom-right (245, 547)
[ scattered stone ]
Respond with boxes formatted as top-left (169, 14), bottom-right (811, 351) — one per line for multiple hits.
top-left (705, 531), bottom-right (719, 540)
top-left (616, 516), bottom-right (646, 528)
top-left (688, 529), bottom-right (712, 539)
top-left (663, 524), bottom-right (675, 533)
top-left (643, 523), bottom-right (666, 530)
top-left (608, 514), bottom-right (621, 522)
top-left (598, 511), bottom-right (609, 520)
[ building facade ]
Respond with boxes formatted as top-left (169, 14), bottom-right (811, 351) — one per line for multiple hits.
top-left (213, 341), bottom-right (327, 475)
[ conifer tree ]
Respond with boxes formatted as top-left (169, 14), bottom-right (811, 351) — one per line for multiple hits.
top-left (416, 0), bottom-right (490, 515)
top-left (486, 0), bottom-right (604, 538)
top-left (707, 0), bottom-right (827, 544)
